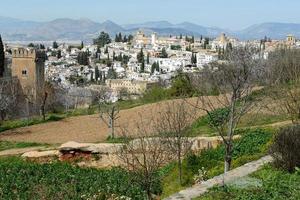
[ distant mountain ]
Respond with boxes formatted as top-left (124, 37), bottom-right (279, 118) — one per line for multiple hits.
top-left (0, 16), bottom-right (300, 42)
top-left (124, 21), bottom-right (226, 37)
top-left (0, 17), bottom-right (124, 41)
top-left (237, 22), bottom-right (300, 39)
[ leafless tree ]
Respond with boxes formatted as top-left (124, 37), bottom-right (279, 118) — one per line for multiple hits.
top-left (96, 86), bottom-right (120, 138)
top-left (0, 78), bottom-right (18, 124)
top-left (155, 100), bottom-right (195, 185)
top-left (265, 48), bottom-right (300, 124)
top-left (118, 116), bottom-right (172, 200)
top-left (190, 46), bottom-right (262, 174)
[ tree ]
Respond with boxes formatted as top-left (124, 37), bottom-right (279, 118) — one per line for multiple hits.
top-left (96, 87), bottom-right (120, 138)
top-left (265, 48), bottom-right (300, 124)
top-left (113, 51), bottom-right (116, 61)
top-left (191, 46), bottom-right (261, 176)
top-left (0, 79), bottom-right (18, 123)
top-left (77, 51), bottom-right (89, 65)
top-left (28, 43), bottom-right (35, 47)
top-left (53, 41), bottom-right (58, 49)
top-left (118, 117), bottom-right (172, 199)
top-left (107, 67), bottom-right (117, 79)
top-left (0, 35), bottom-right (4, 77)
top-left (160, 48), bottom-right (168, 58)
top-left (147, 52), bottom-right (150, 64)
top-left (80, 41), bottom-right (84, 49)
top-left (96, 46), bottom-right (101, 59)
top-left (95, 66), bottom-right (100, 82)
top-left (137, 48), bottom-right (144, 63)
top-left (104, 46), bottom-right (108, 54)
top-left (191, 53), bottom-right (197, 65)
top-left (179, 34), bottom-right (183, 39)
top-left (140, 62), bottom-right (145, 73)
top-left (155, 100), bottom-right (195, 185)
top-left (57, 50), bottom-right (62, 59)
top-left (128, 34), bottom-right (134, 42)
top-left (93, 32), bottom-right (112, 47)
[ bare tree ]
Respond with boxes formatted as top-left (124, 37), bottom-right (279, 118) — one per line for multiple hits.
top-left (155, 100), bottom-right (195, 185)
top-left (0, 78), bottom-right (18, 124)
top-left (191, 46), bottom-right (262, 174)
top-left (96, 87), bottom-right (120, 138)
top-left (118, 116), bottom-right (172, 200)
top-left (265, 48), bottom-right (300, 124)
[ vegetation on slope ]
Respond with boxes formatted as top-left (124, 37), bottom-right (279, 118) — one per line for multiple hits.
top-left (194, 165), bottom-right (300, 200)
top-left (0, 157), bottom-right (149, 200)
top-left (161, 128), bottom-right (274, 197)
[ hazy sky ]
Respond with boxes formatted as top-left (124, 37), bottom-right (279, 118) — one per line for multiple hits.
top-left (1, 0), bottom-right (300, 29)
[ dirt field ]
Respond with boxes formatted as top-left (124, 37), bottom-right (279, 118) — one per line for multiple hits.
top-left (0, 98), bottom-right (218, 144)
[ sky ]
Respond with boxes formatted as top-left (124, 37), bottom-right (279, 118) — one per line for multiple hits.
top-left (1, 0), bottom-right (300, 30)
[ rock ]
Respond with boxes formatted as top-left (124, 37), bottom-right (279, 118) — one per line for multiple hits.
top-left (22, 150), bottom-right (59, 158)
top-left (59, 141), bottom-right (123, 154)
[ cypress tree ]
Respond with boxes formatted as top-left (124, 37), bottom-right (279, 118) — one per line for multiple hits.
top-left (147, 52), bottom-right (150, 64)
top-left (0, 35), bottom-right (4, 77)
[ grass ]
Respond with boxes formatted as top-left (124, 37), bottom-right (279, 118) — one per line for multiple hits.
top-left (194, 165), bottom-right (300, 200)
top-left (0, 141), bottom-right (44, 151)
top-left (188, 112), bottom-right (288, 137)
top-left (161, 128), bottom-right (274, 198)
top-left (0, 157), bottom-right (147, 199)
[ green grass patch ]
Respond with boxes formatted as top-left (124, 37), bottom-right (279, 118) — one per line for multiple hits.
top-left (0, 157), bottom-right (148, 199)
top-left (194, 165), bottom-right (300, 200)
top-left (0, 141), bottom-right (43, 151)
top-left (161, 129), bottom-right (273, 198)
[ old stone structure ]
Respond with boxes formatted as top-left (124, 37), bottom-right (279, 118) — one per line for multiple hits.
top-left (11, 48), bottom-right (45, 104)
top-left (0, 47), bottom-right (45, 118)
top-left (106, 79), bottom-right (158, 95)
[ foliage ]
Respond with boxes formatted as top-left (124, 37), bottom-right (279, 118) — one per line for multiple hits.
top-left (77, 51), bottom-right (89, 65)
top-left (0, 141), bottom-right (43, 151)
top-left (169, 73), bottom-right (195, 97)
top-left (93, 32), bottom-right (112, 47)
top-left (270, 125), bottom-right (300, 172)
top-left (0, 157), bottom-right (147, 199)
top-left (0, 35), bottom-right (4, 77)
top-left (161, 129), bottom-right (273, 197)
top-left (194, 165), bottom-right (300, 200)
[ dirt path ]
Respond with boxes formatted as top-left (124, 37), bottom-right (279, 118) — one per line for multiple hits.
top-left (164, 155), bottom-right (273, 200)
top-left (0, 146), bottom-right (48, 157)
top-left (0, 98), bottom-right (211, 144)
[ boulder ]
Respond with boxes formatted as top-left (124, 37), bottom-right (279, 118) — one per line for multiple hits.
top-left (59, 141), bottom-right (123, 154)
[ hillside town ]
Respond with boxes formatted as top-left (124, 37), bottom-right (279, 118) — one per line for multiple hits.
top-left (2, 31), bottom-right (300, 111)
top-left (1, 4), bottom-right (300, 198)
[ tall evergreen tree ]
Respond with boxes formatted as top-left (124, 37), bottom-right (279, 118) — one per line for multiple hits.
top-left (140, 62), bottom-right (145, 73)
top-left (57, 50), bottom-right (62, 59)
top-left (95, 66), bottom-right (100, 82)
top-left (147, 52), bottom-right (150, 64)
top-left (0, 35), bottom-right (4, 77)
top-left (80, 41), bottom-right (84, 49)
top-left (53, 41), bottom-right (58, 49)
top-left (137, 48), bottom-right (144, 63)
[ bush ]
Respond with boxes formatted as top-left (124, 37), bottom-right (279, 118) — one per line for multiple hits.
top-left (270, 125), bottom-right (300, 172)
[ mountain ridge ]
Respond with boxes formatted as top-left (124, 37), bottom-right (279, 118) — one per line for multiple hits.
top-left (0, 16), bottom-right (299, 41)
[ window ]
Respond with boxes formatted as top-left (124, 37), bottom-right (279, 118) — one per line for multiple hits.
top-left (22, 69), bottom-right (27, 76)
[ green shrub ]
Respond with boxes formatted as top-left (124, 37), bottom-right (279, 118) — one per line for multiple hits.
top-left (270, 125), bottom-right (300, 172)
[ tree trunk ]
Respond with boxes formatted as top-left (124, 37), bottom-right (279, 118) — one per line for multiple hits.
top-left (178, 140), bottom-right (183, 185)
